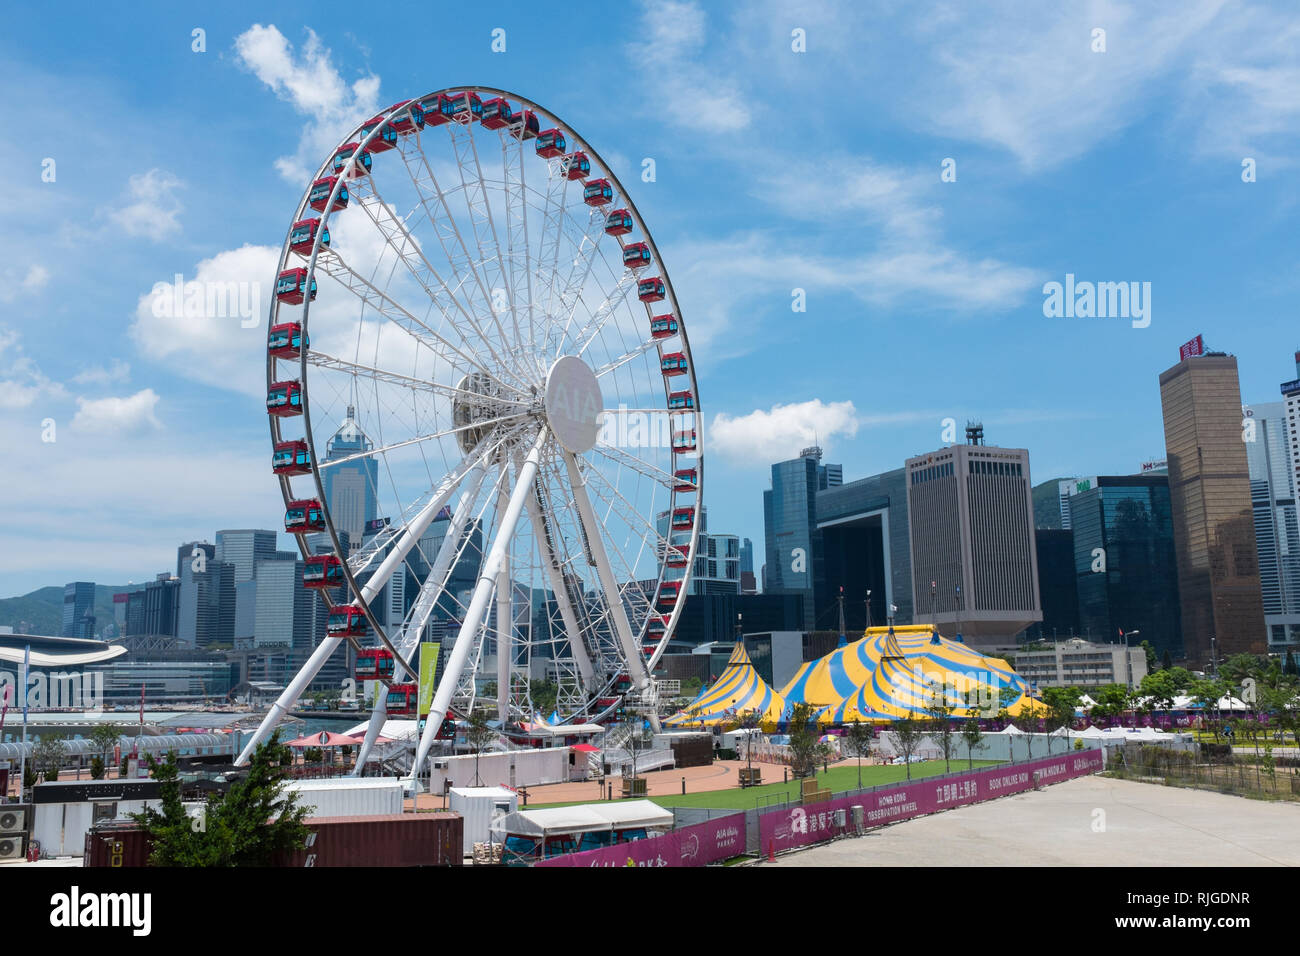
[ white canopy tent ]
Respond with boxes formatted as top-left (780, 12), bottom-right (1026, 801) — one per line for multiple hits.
top-left (490, 799), bottom-right (672, 839)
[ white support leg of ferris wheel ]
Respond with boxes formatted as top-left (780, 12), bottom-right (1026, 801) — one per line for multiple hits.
top-left (495, 474), bottom-right (513, 723)
top-left (236, 450), bottom-right (488, 767)
top-left (409, 428), bottom-right (549, 782)
top-left (562, 451), bottom-right (654, 702)
top-left (350, 467), bottom-right (488, 775)
top-left (524, 485), bottom-right (595, 690)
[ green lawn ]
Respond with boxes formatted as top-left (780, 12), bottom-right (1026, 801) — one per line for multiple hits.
top-left (527, 759), bottom-right (1002, 812)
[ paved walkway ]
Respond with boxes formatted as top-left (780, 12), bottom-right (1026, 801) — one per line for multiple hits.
top-left (767, 775), bottom-right (1300, 867)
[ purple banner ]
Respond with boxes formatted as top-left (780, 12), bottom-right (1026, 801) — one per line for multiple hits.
top-left (759, 750), bottom-right (1103, 856)
top-left (536, 812), bottom-right (746, 868)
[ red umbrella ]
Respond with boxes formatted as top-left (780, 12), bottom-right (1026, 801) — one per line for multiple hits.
top-left (570, 743), bottom-right (600, 753)
top-left (285, 730), bottom-right (357, 748)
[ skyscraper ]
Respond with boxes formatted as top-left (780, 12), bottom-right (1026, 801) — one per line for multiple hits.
top-left (322, 406), bottom-right (378, 555)
top-left (905, 426), bottom-right (1042, 647)
top-left (1159, 352), bottom-right (1267, 663)
top-left (177, 542), bottom-right (235, 649)
top-left (215, 529), bottom-right (278, 585)
top-left (1245, 390), bottom-right (1300, 649)
top-left (62, 581), bottom-right (96, 638)
top-left (1068, 475), bottom-right (1182, 660)
top-left (656, 506), bottom-right (742, 595)
top-left (763, 447), bottom-right (842, 630)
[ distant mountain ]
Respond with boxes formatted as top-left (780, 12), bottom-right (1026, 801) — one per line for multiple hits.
top-left (0, 583), bottom-right (140, 638)
top-left (1032, 479), bottom-right (1065, 530)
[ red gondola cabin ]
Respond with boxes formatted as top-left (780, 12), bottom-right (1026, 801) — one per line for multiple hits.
top-left (660, 352), bottom-right (688, 376)
top-left (480, 97), bottom-right (514, 130)
top-left (267, 380), bottom-right (303, 416)
top-left (664, 546), bottom-right (688, 568)
top-left (637, 277), bottom-right (665, 302)
top-left (667, 390), bottom-right (694, 410)
top-left (605, 209), bottom-right (633, 236)
top-left (285, 498), bottom-right (325, 533)
top-left (564, 151), bottom-right (591, 180)
top-left (420, 94), bottom-right (451, 125)
top-left (444, 91), bottom-right (483, 122)
top-left (535, 128), bottom-right (566, 158)
top-left (583, 179), bottom-right (613, 206)
top-left (359, 115), bottom-right (397, 153)
top-left (327, 605), bottom-right (369, 638)
top-left (332, 143), bottom-right (372, 178)
top-left (647, 615), bottom-right (668, 637)
top-left (268, 323), bottom-right (308, 359)
top-left (670, 508), bottom-right (694, 531)
top-left (510, 109), bottom-right (540, 140)
top-left (386, 683), bottom-right (418, 715)
top-left (386, 101), bottom-right (418, 134)
top-left (303, 554), bottom-right (344, 589)
top-left (289, 218), bottom-right (329, 256)
top-left (272, 440), bottom-right (310, 476)
top-left (649, 315), bottom-right (678, 339)
top-left (309, 177), bottom-right (349, 213)
top-left (672, 429), bottom-right (698, 453)
top-left (355, 647), bottom-right (396, 680)
top-left (275, 268), bottom-right (316, 305)
top-left (622, 242), bottom-right (651, 269)
top-left (673, 468), bottom-right (697, 492)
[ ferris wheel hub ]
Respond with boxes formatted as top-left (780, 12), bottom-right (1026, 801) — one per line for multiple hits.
top-left (545, 355), bottom-right (603, 454)
top-left (453, 371), bottom-right (519, 454)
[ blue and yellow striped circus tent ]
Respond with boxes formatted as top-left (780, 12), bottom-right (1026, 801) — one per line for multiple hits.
top-left (781, 626), bottom-right (1042, 723)
top-left (664, 642), bottom-right (789, 728)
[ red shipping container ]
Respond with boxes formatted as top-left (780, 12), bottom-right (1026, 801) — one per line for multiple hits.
top-left (84, 825), bottom-right (153, 868)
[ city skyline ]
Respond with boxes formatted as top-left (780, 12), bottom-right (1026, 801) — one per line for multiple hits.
top-left (4, 3), bottom-right (1300, 595)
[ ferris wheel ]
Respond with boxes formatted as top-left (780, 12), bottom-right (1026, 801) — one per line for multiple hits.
top-left (236, 88), bottom-right (702, 777)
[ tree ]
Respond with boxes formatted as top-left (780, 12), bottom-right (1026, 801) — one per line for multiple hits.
top-left (1089, 684), bottom-right (1131, 725)
top-left (34, 734), bottom-right (67, 782)
top-left (1139, 640), bottom-right (1158, 673)
top-left (961, 716), bottom-right (985, 771)
top-left (132, 732), bottom-right (312, 867)
top-left (786, 702), bottom-right (829, 779)
top-left (1161, 649), bottom-right (1173, 672)
top-left (890, 717), bottom-right (926, 781)
top-left (842, 721), bottom-right (873, 790)
top-left (923, 682), bottom-right (958, 773)
top-left (995, 685), bottom-right (1019, 729)
top-left (529, 679), bottom-right (559, 717)
top-left (1041, 687), bottom-right (1080, 751)
top-left (1016, 704), bottom-right (1040, 757)
top-left (737, 711), bottom-right (761, 779)
top-left (89, 724), bottom-right (122, 777)
top-left (1285, 650), bottom-right (1298, 678)
top-left (90, 757), bottom-right (105, 780)
top-left (465, 711), bottom-right (498, 786)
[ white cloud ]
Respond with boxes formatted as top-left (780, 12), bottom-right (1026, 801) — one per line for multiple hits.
top-left (71, 359), bottom-right (131, 386)
top-left (71, 388), bottom-right (161, 434)
top-left (235, 24), bottom-right (381, 183)
top-left (109, 169), bottom-right (184, 239)
top-left (0, 264), bottom-right (51, 303)
top-left (710, 399), bottom-right (859, 464)
top-left (0, 326), bottom-right (66, 409)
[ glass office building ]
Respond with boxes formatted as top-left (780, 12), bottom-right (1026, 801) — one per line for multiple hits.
top-left (322, 405), bottom-right (379, 555)
top-left (763, 448), bottom-right (841, 631)
top-left (1069, 476), bottom-right (1183, 661)
top-left (1244, 398), bottom-right (1300, 649)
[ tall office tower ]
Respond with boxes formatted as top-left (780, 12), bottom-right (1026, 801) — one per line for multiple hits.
top-left (1245, 394), bottom-right (1300, 649)
top-left (739, 538), bottom-right (757, 594)
top-left (1068, 475), bottom-right (1182, 660)
top-left (905, 425), bottom-right (1042, 648)
top-left (1159, 352), bottom-right (1267, 662)
top-left (253, 554), bottom-right (304, 648)
top-left (215, 529), bottom-right (278, 585)
top-left (1027, 528), bottom-right (1080, 641)
top-left (763, 446), bottom-right (842, 630)
top-left (321, 406), bottom-right (378, 555)
top-left (62, 581), bottom-right (96, 638)
top-left (656, 506), bottom-right (742, 595)
top-left (177, 542), bottom-right (235, 648)
top-left (142, 574), bottom-right (181, 637)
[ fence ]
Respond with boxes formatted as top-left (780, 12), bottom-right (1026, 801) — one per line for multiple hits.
top-left (1107, 743), bottom-right (1300, 801)
top-left (534, 811), bottom-right (747, 868)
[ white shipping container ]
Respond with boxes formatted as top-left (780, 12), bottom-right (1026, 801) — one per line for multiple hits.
top-left (448, 787), bottom-right (518, 855)
top-left (283, 777), bottom-right (404, 818)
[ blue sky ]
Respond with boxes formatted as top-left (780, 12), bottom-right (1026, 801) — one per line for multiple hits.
top-left (2, 0), bottom-right (1298, 596)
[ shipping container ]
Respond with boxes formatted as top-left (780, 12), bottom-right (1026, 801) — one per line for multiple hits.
top-left (85, 813), bottom-right (463, 867)
top-left (274, 814), bottom-right (463, 867)
top-left (283, 776), bottom-right (405, 818)
top-left (448, 787), bottom-right (518, 855)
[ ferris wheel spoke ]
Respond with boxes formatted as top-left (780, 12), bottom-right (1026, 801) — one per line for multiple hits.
top-left (588, 440), bottom-right (685, 488)
top-left (501, 134), bottom-right (542, 381)
top-left (344, 177), bottom-right (528, 390)
top-left (524, 475), bottom-right (595, 690)
top-left (312, 247), bottom-right (526, 396)
top-left (410, 428), bottom-right (550, 779)
top-left (318, 414), bottom-right (533, 471)
top-left (591, 337), bottom-right (661, 377)
top-left (399, 134), bottom-right (520, 376)
top-left (306, 349), bottom-right (532, 409)
top-left (563, 272), bottom-right (639, 360)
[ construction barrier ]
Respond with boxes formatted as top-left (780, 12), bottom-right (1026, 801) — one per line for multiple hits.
top-left (534, 811), bottom-right (746, 868)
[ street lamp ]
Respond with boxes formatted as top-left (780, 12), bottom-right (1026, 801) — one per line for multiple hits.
top-left (1121, 629), bottom-right (1139, 690)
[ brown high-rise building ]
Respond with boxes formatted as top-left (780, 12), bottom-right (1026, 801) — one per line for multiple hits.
top-left (1159, 353), bottom-right (1267, 664)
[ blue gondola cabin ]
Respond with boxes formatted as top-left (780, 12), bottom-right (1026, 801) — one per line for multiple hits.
top-left (536, 128), bottom-right (566, 158)
top-left (622, 242), bottom-right (651, 269)
top-left (303, 554), bottom-right (344, 589)
top-left (327, 605), bottom-right (369, 638)
top-left (285, 498), bottom-right (326, 533)
top-left (267, 380), bottom-right (303, 416)
top-left (309, 177), bottom-right (349, 213)
top-left (637, 277), bottom-right (665, 302)
top-left (332, 143), bottom-right (372, 178)
top-left (660, 352), bottom-right (688, 376)
top-left (289, 218), bottom-right (329, 256)
top-left (272, 440), bottom-right (311, 476)
top-left (584, 179), bottom-right (613, 206)
top-left (268, 323), bottom-right (308, 359)
top-left (564, 151), bottom-right (591, 180)
top-left (275, 268), bottom-right (317, 305)
top-left (649, 315), bottom-right (678, 339)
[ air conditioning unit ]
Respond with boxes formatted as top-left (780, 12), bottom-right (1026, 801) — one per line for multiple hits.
top-left (432, 760), bottom-right (447, 770)
top-left (0, 836), bottom-right (24, 860)
top-left (0, 809), bottom-right (25, 832)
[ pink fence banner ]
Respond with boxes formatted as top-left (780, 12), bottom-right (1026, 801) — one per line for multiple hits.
top-left (536, 812), bottom-right (746, 868)
top-left (759, 750), bottom-right (1103, 856)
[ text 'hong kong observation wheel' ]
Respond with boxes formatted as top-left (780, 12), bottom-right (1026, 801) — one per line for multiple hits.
top-left (239, 88), bottom-right (702, 780)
